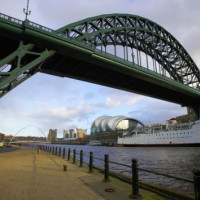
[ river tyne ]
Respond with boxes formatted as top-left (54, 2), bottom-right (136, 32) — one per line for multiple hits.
top-left (49, 144), bottom-right (199, 194)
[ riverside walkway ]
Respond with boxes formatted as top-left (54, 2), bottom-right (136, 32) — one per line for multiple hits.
top-left (0, 146), bottom-right (193, 200)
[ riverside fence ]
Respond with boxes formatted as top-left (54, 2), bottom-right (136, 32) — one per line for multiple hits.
top-left (27, 144), bottom-right (198, 200)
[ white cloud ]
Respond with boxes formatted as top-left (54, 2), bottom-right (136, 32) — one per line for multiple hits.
top-left (105, 97), bottom-right (121, 108)
top-left (128, 98), bottom-right (187, 124)
top-left (105, 94), bottom-right (142, 108)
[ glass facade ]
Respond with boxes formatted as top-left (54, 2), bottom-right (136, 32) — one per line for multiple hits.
top-left (91, 116), bottom-right (143, 134)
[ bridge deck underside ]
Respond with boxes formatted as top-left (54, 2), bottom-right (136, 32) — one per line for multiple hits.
top-left (0, 34), bottom-right (199, 107)
top-left (41, 53), bottom-right (199, 106)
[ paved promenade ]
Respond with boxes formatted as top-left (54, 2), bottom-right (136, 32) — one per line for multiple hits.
top-left (0, 146), bottom-right (193, 200)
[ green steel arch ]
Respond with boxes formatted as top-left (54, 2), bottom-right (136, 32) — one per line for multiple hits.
top-left (0, 12), bottom-right (200, 117)
top-left (57, 14), bottom-right (200, 90)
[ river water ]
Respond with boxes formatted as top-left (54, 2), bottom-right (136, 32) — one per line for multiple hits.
top-left (44, 144), bottom-right (199, 194)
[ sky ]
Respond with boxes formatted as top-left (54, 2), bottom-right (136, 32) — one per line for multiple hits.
top-left (0, 0), bottom-right (200, 138)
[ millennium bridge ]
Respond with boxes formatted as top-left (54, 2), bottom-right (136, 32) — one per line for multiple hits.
top-left (0, 13), bottom-right (200, 117)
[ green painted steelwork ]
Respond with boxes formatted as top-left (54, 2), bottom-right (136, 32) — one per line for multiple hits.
top-left (0, 12), bottom-right (200, 115)
top-left (0, 41), bottom-right (55, 97)
top-left (57, 14), bottom-right (200, 91)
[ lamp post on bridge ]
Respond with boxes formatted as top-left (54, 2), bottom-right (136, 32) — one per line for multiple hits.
top-left (23, 0), bottom-right (31, 21)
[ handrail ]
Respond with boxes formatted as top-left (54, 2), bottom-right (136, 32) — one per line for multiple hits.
top-left (0, 13), bottom-right (23, 25)
top-left (45, 145), bottom-right (193, 185)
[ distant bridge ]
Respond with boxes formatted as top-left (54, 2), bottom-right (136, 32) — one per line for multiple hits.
top-left (10, 125), bottom-right (47, 143)
top-left (0, 13), bottom-right (200, 117)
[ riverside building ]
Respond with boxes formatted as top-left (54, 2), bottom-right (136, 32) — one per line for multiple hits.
top-left (90, 115), bottom-right (143, 145)
top-left (48, 129), bottom-right (57, 142)
top-left (63, 128), bottom-right (87, 143)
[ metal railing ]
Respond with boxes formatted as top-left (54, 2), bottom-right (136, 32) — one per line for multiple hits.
top-left (37, 144), bottom-right (197, 199)
top-left (0, 13), bottom-right (23, 25)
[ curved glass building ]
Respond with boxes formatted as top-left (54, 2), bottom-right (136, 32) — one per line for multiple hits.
top-left (91, 115), bottom-right (144, 135)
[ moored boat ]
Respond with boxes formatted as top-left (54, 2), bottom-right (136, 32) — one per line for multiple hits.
top-left (117, 119), bottom-right (200, 147)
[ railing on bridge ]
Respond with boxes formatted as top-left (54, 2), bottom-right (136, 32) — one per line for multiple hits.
top-left (0, 13), bottom-right (23, 25)
top-left (0, 13), bottom-right (193, 88)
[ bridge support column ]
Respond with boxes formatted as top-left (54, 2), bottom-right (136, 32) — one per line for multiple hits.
top-left (0, 41), bottom-right (55, 98)
top-left (192, 107), bottom-right (200, 120)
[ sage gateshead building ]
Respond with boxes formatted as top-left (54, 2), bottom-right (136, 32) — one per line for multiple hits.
top-left (90, 116), bottom-right (144, 145)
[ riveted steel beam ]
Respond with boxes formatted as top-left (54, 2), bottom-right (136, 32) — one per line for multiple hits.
top-left (0, 41), bottom-right (55, 98)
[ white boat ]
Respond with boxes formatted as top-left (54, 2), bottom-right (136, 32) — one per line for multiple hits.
top-left (88, 140), bottom-right (102, 146)
top-left (117, 119), bottom-right (200, 147)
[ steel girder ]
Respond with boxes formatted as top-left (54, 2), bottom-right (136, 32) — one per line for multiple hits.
top-left (0, 41), bottom-right (55, 98)
top-left (57, 14), bottom-right (200, 91)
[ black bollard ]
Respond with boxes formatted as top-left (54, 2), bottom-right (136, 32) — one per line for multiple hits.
top-left (59, 147), bottom-right (61, 156)
top-left (80, 150), bottom-right (83, 167)
top-left (73, 149), bottom-right (76, 164)
top-left (104, 154), bottom-right (109, 181)
top-left (131, 159), bottom-right (139, 197)
top-left (68, 148), bottom-right (71, 160)
top-left (63, 148), bottom-right (65, 159)
top-left (55, 147), bottom-right (57, 155)
top-left (63, 164), bottom-right (67, 171)
top-left (193, 168), bottom-right (200, 200)
top-left (89, 152), bottom-right (93, 173)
